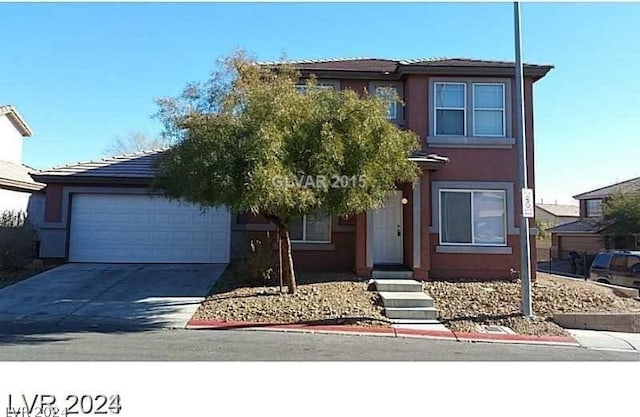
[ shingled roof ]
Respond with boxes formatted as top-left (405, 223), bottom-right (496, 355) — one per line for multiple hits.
top-left (31, 150), bottom-right (166, 184)
top-left (536, 203), bottom-right (580, 218)
top-left (259, 57), bottom-right (553, 80)
top-left (548, 219), bottom-right (613, 234)
top-left (573, 176), bottom-right (640, 200)
top-left (0, 160), bottom-right (44, 191)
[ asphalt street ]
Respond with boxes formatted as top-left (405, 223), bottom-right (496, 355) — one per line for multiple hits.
top-left (1, 326), bottom-right (638, 361)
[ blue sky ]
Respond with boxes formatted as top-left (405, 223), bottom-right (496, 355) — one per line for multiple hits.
top-left (1, 2), bottom-right (638, 205)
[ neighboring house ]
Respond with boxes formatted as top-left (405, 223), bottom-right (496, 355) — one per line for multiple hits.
top-left (31, 57), bottom-right (553, 280)
top-left (549, 176), bottom-right (640, 254)
top-left (0, 105), bottom-right (45, 225)
top-left (535, 204), bottom-right (579, 227)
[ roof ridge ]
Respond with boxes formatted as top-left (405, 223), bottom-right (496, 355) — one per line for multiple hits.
top-left (258, 56), bottom-right (376, 65)
top-left (573, 176), bottom-right (640, 199)
top-left (42, 148), bottom-right (168, 172)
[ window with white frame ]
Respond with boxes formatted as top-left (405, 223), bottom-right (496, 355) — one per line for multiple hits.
top-left (434, 82), bottom-right (466, 136)
top-left (375, 86), bottom-right (398, 119)
top-left (289, 212), bottom-right (331, 243)
top-left (473, 83), bottom-right (505, 137)
top-left (440, 189), bottom-right (507, 246)
top-left (295, 83), bottom-right (336, 93)
top-left (586, 199), bottom-right (603, 217)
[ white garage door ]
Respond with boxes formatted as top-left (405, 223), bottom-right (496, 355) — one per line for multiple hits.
top-left (69, 194), bottom-right (230, 263)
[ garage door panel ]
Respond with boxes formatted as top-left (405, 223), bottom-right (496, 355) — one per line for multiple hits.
top-left (69, 194), bottom-right (230, 263)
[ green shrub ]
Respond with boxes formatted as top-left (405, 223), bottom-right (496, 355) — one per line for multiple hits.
top-left (0, 210), bottom-right (37, 272)
top-left (236, 237), bottom-right (277, 285)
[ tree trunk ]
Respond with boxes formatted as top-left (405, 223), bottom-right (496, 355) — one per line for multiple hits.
top-left (278, 224), bottom-right (297, 294)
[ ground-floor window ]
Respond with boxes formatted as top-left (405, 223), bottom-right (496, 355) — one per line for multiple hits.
top-left (289, 212), bottom-right (331, 243)
top-left (440, 189), bottom-right (506, 246)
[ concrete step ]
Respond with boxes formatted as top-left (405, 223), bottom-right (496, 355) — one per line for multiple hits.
top-left (389, 318), bottom-right (442, 325)
top-left (373, 279), bottom-right (423, 293)
top-left (372, 270), bottom-right (414, 279)
top-left (379, 291), bottom-right (434, 308)
top-left (384, 307), bottom-right (439, 320)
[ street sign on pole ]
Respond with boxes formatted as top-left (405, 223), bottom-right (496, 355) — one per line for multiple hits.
top-left (522, 188), bottom-right (534, 218)
top-left (513, 1), bottom-right (533, 318)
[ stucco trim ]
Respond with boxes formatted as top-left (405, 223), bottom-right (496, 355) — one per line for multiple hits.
top-left (366, 210), bottom-right (373, 268)
top-left (429, 181), bottom-right (518, 235)
top-left (412, 178), bottom-right (421, 269)
top-left (291, 243), bottom-right (336, 251)
top-left (436, 245), bottom-right (513, 254)
top-left (426, 136), bottom-right (515, 148)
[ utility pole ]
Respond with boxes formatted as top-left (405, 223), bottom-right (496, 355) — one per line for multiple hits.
top-left (514, 1), bottom-right (533, 317)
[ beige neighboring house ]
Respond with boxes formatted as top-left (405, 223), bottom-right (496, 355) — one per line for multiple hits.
top-left (0, 105), bottom-right (45, 225)
top-left (549, 176), bottom-right (640, 254)
top-left (535, 203), bottom-right (579, 227)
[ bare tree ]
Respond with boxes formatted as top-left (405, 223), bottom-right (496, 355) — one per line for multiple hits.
top-left (103, 131), bottom-right (172, 156)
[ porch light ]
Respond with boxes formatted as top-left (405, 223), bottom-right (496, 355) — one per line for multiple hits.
top-left (401, 197), bottom-right (408, 205)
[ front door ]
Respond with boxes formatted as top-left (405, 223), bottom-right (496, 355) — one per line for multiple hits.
top-left (372, 191), bottom-right (403, 264)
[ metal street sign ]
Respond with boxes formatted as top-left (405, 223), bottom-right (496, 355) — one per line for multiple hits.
top-left (522, 188), bottom-right (534, 218)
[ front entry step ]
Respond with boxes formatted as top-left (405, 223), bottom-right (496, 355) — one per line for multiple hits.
top-left (384, 307), bottom-right (439, 320)
top-left (371, 278), bottom-right (441, 323)
top-left (372, 270), bottom-right (413, 279)
top-left (379, 291), bottom-right (434, 308)
top-left (373, 279), bottom-right (423, 293)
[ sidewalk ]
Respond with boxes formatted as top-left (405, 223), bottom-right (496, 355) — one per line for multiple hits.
top-left (567, 329), bottom-right (640, 352)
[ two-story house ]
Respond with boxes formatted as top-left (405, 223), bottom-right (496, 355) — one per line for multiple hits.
top-left (31, 57), bottom-right (552, 281)
top-left (550, 176), bottom-right (640, 254)
top-left (237, 58), bottom-right (553, 280)
top-left (0, 105), bottom-right (44, 222)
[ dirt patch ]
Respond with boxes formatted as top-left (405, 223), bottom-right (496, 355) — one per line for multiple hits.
top-left (193, 270), bottom-right (389, 327)
top-left (425, 273), bottom-right (640, 336)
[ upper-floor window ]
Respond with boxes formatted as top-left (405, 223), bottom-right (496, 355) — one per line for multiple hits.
top-left (375, 86), bottom-right (398, 119)
top-left (295, 81), bottom-right (338, 93)
top-left (433, 81), bottom-right (507, 138)
top-left (586, 199), bottom-right (603, 217)
top-left (473, 83), bottom-right (505, 137)
top-left (435, 82), bottom-right (466, 136)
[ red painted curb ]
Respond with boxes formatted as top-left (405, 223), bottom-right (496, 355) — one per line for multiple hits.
top-left (186, 319), bottom-right (396, 335)
top-left (186, 319), bottom-right (578, 346)
top-left (394, 328), bottom-right (457, 340)
top-left (452, 331), bottom-right (578, 345)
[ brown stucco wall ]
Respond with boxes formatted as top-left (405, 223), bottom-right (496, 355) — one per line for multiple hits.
top-left (232, 228), bottom-right (355, 272)
top-left (429, 234), bottom-right (536, 281)
top-left (44, 184), bottom-right (63, 222)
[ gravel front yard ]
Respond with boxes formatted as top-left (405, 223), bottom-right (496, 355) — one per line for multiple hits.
top-left (425, 273), bottom-right (640, 336)
top-left (193, 270), bottom-right (389, 327)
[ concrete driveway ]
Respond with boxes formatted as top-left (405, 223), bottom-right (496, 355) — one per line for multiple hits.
top-left (0, 263), bottom-right (225, 330)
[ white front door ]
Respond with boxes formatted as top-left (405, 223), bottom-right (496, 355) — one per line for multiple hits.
top-left (372, 191), bottom-right (403, 264)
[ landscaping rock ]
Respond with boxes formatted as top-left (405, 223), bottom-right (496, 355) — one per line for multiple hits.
top-left (193, 271), bottom-right (390, 327)
top-left (425, 273), bottom-right (640, 336)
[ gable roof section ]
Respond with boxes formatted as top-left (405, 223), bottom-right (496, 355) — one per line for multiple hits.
top-left (573, 176), bottom-right (640, 200)
top-left (31, 149), bottom-right (166, 184)
top-left (548, 219), bottom-right (612, 234)
top-left (0, 105), bottom-right (33, 137)
top-left (260, 57), bottom-right (553, 81)
top-left (0, 160), bottom-right (45, 191)
top-left (536, 203), bottom-right (579, 218)
top-left (32, 148), bottom-right (450, 184)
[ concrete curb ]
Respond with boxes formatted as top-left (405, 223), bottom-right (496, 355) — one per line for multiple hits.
top-left (186, 319), bottom-right (579, 347)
